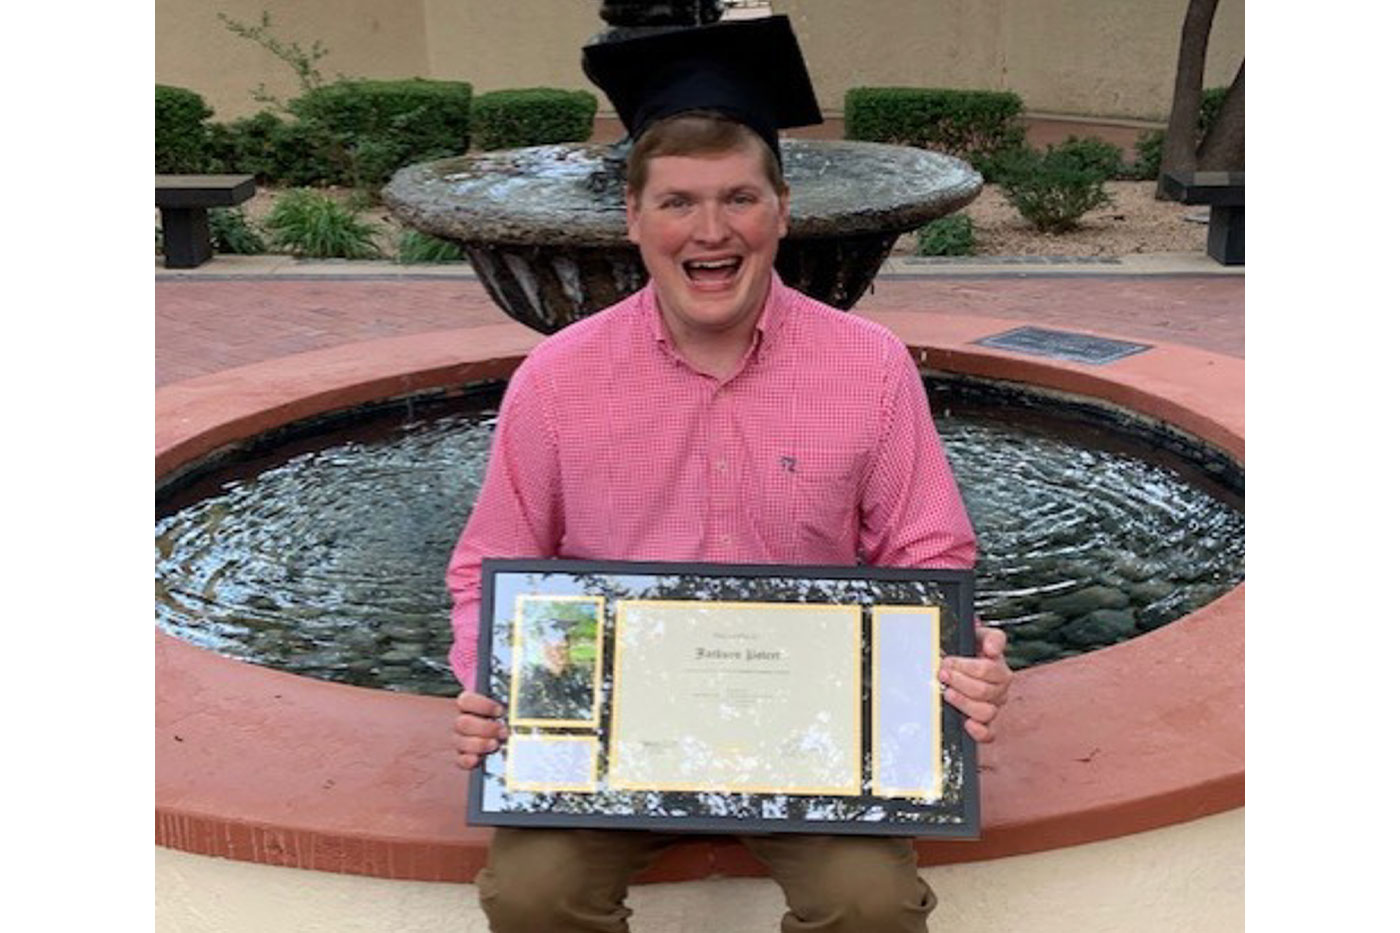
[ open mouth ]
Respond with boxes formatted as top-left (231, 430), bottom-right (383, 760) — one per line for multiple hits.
top-left (683, 256), bottom-right (742, 284)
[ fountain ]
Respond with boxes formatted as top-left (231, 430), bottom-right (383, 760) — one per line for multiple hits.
top-left (155, 0), bottom-right (1243, 905)
top-left (382, 2), bottom-right (981, 334)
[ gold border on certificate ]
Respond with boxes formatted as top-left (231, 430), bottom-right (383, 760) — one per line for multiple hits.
top-left (608, 599), bottom-right (862, 795)
top-left (507, 594), bottom-right (605, 728)
top-left (505, 734), bottom-right (600, 793)
top-left (871, 605), bottom-right (942, 800)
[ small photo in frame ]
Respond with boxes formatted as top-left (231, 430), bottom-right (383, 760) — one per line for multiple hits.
top-left (508, 594), bottom-right (605, 727)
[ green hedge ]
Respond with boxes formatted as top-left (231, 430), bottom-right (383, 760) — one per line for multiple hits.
top-left (471, 88), bottom-right (598, 150)
top-left (156, 85), bottom-right (214, 173)
top-left (844, 87), bottom-right (1025, 166)
top-left (289, 78), bottom-right (474, 186)
top-left (208, 110), bottom-right (337, 186)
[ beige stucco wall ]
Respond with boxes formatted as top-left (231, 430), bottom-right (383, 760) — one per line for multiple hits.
top-left (156, 0), bottom-right (1244, 125)
top-left (154, 0), bottom-right (430, 119)
top-left (777, 0), bottom-right (1243, 121)
top-left (421, 0), bottom-right (602, 94)
top-left (155, 808), bottom-right (1243, 932)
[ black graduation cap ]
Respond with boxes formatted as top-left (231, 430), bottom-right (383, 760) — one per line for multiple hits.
top-left (582, 15), bottom-right (823, 163)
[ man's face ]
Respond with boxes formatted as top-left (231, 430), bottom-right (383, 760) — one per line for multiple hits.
top-left (626, 141), bottom-right (790, 345)
top-left (542, 640), bottom-right (569, 676)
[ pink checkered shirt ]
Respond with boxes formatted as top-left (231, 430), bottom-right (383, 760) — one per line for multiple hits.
top-left (445, 276), bottom-right (976, 685)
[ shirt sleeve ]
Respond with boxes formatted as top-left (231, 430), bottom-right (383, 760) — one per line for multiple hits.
top-left (445, 358), bottom-right (564, 687)
top-left (858, 340), bottom-right (977, 571)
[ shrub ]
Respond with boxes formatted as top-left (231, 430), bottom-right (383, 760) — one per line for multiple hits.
top-left (999, 143), bottom-right (1114, 233)
top-left (396, 229), bottom-right (465, 264)
top-left (208, 110), bottom-right (337, 185)
top-left (1131, 85), bottom-right (1229, 180)
top-left (914, 214), bottom-right (975, 257)
top-left (844, 87), bottom-right (1026, 167)
top-left (156, 85), bottom-right (214, 173)
top-left (471, 88), bottom-right (598, 150)
top-left (290, 78), bottom-right (474, 188)
top-left (1131, 129), bottom-right (1164, 180)
top-left (1053, 136), bottom-right (1127, 180)
top-left (209, 207), bottom-right (267, 254)
top-left (1199, 86), bottom-right (1228, 138)
top-left (263, 188), bottom-right (381, 259)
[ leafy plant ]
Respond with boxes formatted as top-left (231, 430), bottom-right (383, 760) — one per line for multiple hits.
top-left (914, 214), bottom-right (975, 257)
top-left (1131, 129), bottom-right (1165, 180)
top-left (156, 85), bottom-right (214, 172)
top-left (263, 188), bottom-right (381, 259)
top-left (1131, 85), bottom-right (1229, 180)
top-left (209, 207), bottom-right (267, 254)
top-left (1052, 136), bottom-right (1127, 180)
top-left (207, 110), bottom-right (336, 185)
top-left (471, 88), bottom-right (598, 150)
top-left (396, 229), bottom-right (464, 264)
top-left (845, 87), bottom-right (1026, 168)
top-left (217, 10), bottom-right (331, 109)
top-left (289, 78), bottom-right (474, 188)
top-left (999, 143), bottom-right (1114, 233)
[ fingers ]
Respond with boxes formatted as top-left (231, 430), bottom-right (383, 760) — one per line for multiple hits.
top-left (975, 623), bottom-right (1007, 660)
top-left (960, 715), bottom-right (995, 744)
top-left (940, 629), bottom-right (1014, 745)
top-left (941, 681), bottom-right (1002, 741)
top-left (456, 690), bottom-right (504, 717)
top-left (940, 656), bottom-right (1011, 705)
top-left (453, 690), bottom-right (509, 770)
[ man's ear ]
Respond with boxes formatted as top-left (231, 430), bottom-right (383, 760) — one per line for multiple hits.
top-left (625, 189), bottom-right (640, 245)
top-left (777, 187), bottom-right (791, 239)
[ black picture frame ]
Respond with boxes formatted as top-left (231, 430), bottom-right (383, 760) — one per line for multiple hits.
top-left (468, 558), bottom-right (980, 837)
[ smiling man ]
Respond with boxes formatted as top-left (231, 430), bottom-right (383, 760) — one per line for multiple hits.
top-left (445, 16), bottom-right (1012, 933)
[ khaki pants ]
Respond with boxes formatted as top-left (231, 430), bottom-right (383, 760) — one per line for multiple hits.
top-left (477, 827), bottom-right (936, 932)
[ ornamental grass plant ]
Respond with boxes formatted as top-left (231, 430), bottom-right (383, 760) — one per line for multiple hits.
top-left (263, 188), bottom-right (381, 259)
top-left (396, 229), bottom-right (464, 264)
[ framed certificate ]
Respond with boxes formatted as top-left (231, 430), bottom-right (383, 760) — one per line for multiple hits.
top-left (468, 558), bottom-right (979, 837)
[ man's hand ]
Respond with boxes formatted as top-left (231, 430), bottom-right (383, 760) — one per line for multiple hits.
top-left (938, 624), bottom-right (1013, 743)
top-left (453, 690), bottom-right (509, 770)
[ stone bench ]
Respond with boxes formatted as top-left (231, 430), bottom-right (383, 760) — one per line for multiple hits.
top-left (155, 174), bottom-right (256, 268)
top-left (1160, 170), bottom-right (1244, 266)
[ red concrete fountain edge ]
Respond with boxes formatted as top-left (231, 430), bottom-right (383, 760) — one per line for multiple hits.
top-left (154, 314), bottom-right (1243, 883)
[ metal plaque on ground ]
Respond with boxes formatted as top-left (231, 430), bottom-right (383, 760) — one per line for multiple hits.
top-left (975, 327), bottom-right (1152, 365)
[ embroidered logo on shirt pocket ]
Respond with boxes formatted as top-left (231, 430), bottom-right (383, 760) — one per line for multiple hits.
top-left (764, 447), bottom-right (866, 554)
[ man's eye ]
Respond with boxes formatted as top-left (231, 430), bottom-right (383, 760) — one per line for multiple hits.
top-left (660, 197), bottom-right (690, 210)
top-left (729, 192), bottom-right (758, 206)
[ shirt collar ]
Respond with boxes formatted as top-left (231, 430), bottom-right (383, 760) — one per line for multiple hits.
top-left (641, 272), bottom-right (792, 367)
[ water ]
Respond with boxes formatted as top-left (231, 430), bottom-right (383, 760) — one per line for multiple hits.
top-left (155, 381), bottom-right (1244, 695)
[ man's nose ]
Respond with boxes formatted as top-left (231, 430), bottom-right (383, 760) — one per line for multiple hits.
top-left (692, 202), bottom-right (729, 243)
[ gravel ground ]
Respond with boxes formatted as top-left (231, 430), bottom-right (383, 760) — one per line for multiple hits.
top-left (924, 180), bottom-right (1210, 257)
top-left (231, 179), bottom-right (1207, 260)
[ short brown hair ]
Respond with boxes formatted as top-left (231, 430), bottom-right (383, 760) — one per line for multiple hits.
top-left (625, 110), bottom-right (786, 197)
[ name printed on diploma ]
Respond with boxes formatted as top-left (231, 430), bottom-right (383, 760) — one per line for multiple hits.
top-left (694, 647), bottom-right (785, 662)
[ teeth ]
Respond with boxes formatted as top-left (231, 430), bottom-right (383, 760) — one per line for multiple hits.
top-left (686, 258), bottom-right (740, 269)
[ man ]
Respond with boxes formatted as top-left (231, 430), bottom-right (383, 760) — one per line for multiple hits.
top-left (448, 17), bottom-right (1012, 932)
top-left (513, 617), bottom-right (595, 722)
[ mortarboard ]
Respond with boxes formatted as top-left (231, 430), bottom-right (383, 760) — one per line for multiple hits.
top-left (582, 15), bottom-right (823, 163)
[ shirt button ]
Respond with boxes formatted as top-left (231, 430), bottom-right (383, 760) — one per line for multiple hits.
top-left (716, 459), bottom-right (727, 472)
top-left (719, 534), bottom-right (732, 545)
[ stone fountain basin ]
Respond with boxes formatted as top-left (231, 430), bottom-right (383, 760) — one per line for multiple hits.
top-left (383, 140), bottom-right (982, 331)
top-left (154, 312), bottom-right (1243, 883)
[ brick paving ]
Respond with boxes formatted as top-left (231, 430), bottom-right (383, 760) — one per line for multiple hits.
top-left (156, 269), bottom-right (1242, 386)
